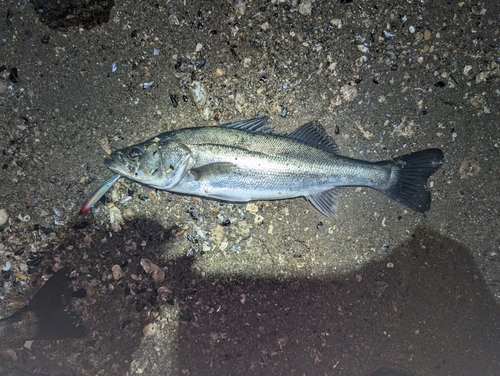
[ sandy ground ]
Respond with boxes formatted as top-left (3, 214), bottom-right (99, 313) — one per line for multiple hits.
top-left (0, 0), bottom-right (499, 375)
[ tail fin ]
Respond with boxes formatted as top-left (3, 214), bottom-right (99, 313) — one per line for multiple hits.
top-left (379, 149), bottom-right (444, 213)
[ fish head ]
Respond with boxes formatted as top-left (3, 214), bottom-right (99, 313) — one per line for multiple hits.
top-left (105, 137), bottom-right (191, 190)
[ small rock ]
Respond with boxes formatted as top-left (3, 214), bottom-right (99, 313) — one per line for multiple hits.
top-left (235, 221), bottom-right (251, 239)
top-left (298, 0), bottom-right (313, 16)
top-left (189, 80), bottom-right (207, 107)
top-left (0, 209), bottom-right (8, 226)
top-left (234, 1), bottom-right (245, 18)
top-left (112, 264), bottom-right (122, 280)
top-left (463, 65), bottom-right (473, 75)
top-left (424, 29), bottom-right (432, 40)
top-left (140, 258), bottom-right (165, 283)
top-left (122, 208), bottom-right (135, 221)
top-left (109, 206), bottom-right (123, 226)
top-left (340, 84), bottom-right (358, 102)
top-left (475, 71), bottom-right (489, 84)
top-left (15, 273), bottom-right (27, 281)
top-left (459, 160), bottom-right (481, 179)
top-left (143, 323), bottom-right (157, 337)
top-left (140, 258), bottom-right (156, 274)
top-left (18, 214), bottom-right (30, 222)
top-left (211, 224), bottom-right (225, 245)
top-left (330, 18), bottom-right (342, 29)
top-left (245, 203), bottom-right (259, 214)
top-left (331, 94), bottom-right (342, 106)
top-left (254, 214), bottom-right (264, 225)
top-left (392, 116), bottom-right (416, 137)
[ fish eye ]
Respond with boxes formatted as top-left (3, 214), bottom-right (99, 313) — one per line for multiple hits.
top-left (128, 147), bottom-right (142, 160)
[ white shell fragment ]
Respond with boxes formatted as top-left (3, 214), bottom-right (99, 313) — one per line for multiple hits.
top-left (0, 209), bottom-right (8, 226)
top-left (340, 84), bottom-right (358, 102)
top-left (112, 264), bottom-right (122, 280)
top-left (143, 323), bottom-right (157, 337)
top-left (18, 214), bottom-right (30, 222)
top-left (189, 80), bottom-right (216, 120)
top-left (189, 80), bottom-right (207, 107)
top-left (298, 0), bottom-right (313, 16)
top-left (463, 65), bottom-right (473, 75)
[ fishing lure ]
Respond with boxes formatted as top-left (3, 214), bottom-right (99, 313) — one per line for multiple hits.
top-left (80, 174), bottom-right (121, 214)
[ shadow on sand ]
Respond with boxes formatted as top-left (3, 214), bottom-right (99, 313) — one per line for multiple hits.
top-left (175, 227), bottom-right (500, 375)
top-left (1, 218), bottom-right (498, 376)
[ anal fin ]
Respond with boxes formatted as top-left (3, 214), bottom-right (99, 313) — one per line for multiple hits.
top-left (306, 188), bottom-right (342, 216)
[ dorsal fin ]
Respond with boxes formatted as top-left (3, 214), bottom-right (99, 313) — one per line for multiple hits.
top-left (218, 117), bottom-right (273, 133)
top-left (287, 121), bottom-right (339, 154)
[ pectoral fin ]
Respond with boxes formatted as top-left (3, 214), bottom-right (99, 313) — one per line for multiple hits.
top-left (189, 162), bottom-right (237, 181)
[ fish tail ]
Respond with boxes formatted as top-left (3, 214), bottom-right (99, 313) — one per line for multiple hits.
top-left (0, 268), bottom-right (86, 344)
top-left (378, 149), bottom-right (444, 213)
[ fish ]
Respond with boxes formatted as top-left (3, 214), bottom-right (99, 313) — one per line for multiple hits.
top-left (80, 174), bottom-right (121, 214)
top-left (0, 267), bottom-right (86, 346)
top-left (104, 117), bottom-right (444, 215)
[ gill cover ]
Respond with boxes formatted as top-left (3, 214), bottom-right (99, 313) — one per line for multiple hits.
top-left (106, 138), bottom-right (192, 190)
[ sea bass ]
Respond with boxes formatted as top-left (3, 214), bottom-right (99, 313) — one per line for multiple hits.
top-left (105, 117), bottom-right (444, 215)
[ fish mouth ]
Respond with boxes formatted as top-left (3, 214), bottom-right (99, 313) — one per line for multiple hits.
top-left (104, 158), bottom-right (124, 174)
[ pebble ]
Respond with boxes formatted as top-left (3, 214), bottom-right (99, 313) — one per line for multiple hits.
top-left (143, 323), bottom-right (157, 337)
top-left (109, 206), bottom-right (123, 225)
top-left (210, 224), bottom-right (225, 245)
top-left (140, 258), bottom-right (165, 283)
top-left (475, 71), bottom-right (488, 84)
top-left (112, 264), bottom-right (122, 280)
top-left (18, 214), bottom-right (30, 222)
top-left (189, 80), bottom-right (207, 107)
top-left (2, 260), bottom-right (11, 271)
top-left (298, 0), bottom-right (313, 16)
top-left (245, 203), bottom-right (259, 214)
top-left (0, 209), bottom-right (8, 226)
top-left (340, 84), bottom-right (358, 102)
top-left (189, 80), bottom-right (216, 121)
top-left (121, 207), bottom-right (135, 221)
top-left (15, 273), bottom-right (27, 281)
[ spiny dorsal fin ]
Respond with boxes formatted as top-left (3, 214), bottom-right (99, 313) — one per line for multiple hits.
top-left (218, 117), bottom-right (273, 133)
top-left (288, 121), bottom-right (338, 154)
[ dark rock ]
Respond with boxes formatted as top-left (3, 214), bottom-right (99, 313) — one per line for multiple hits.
top-left (31, 0), bottom-right (114, 29)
